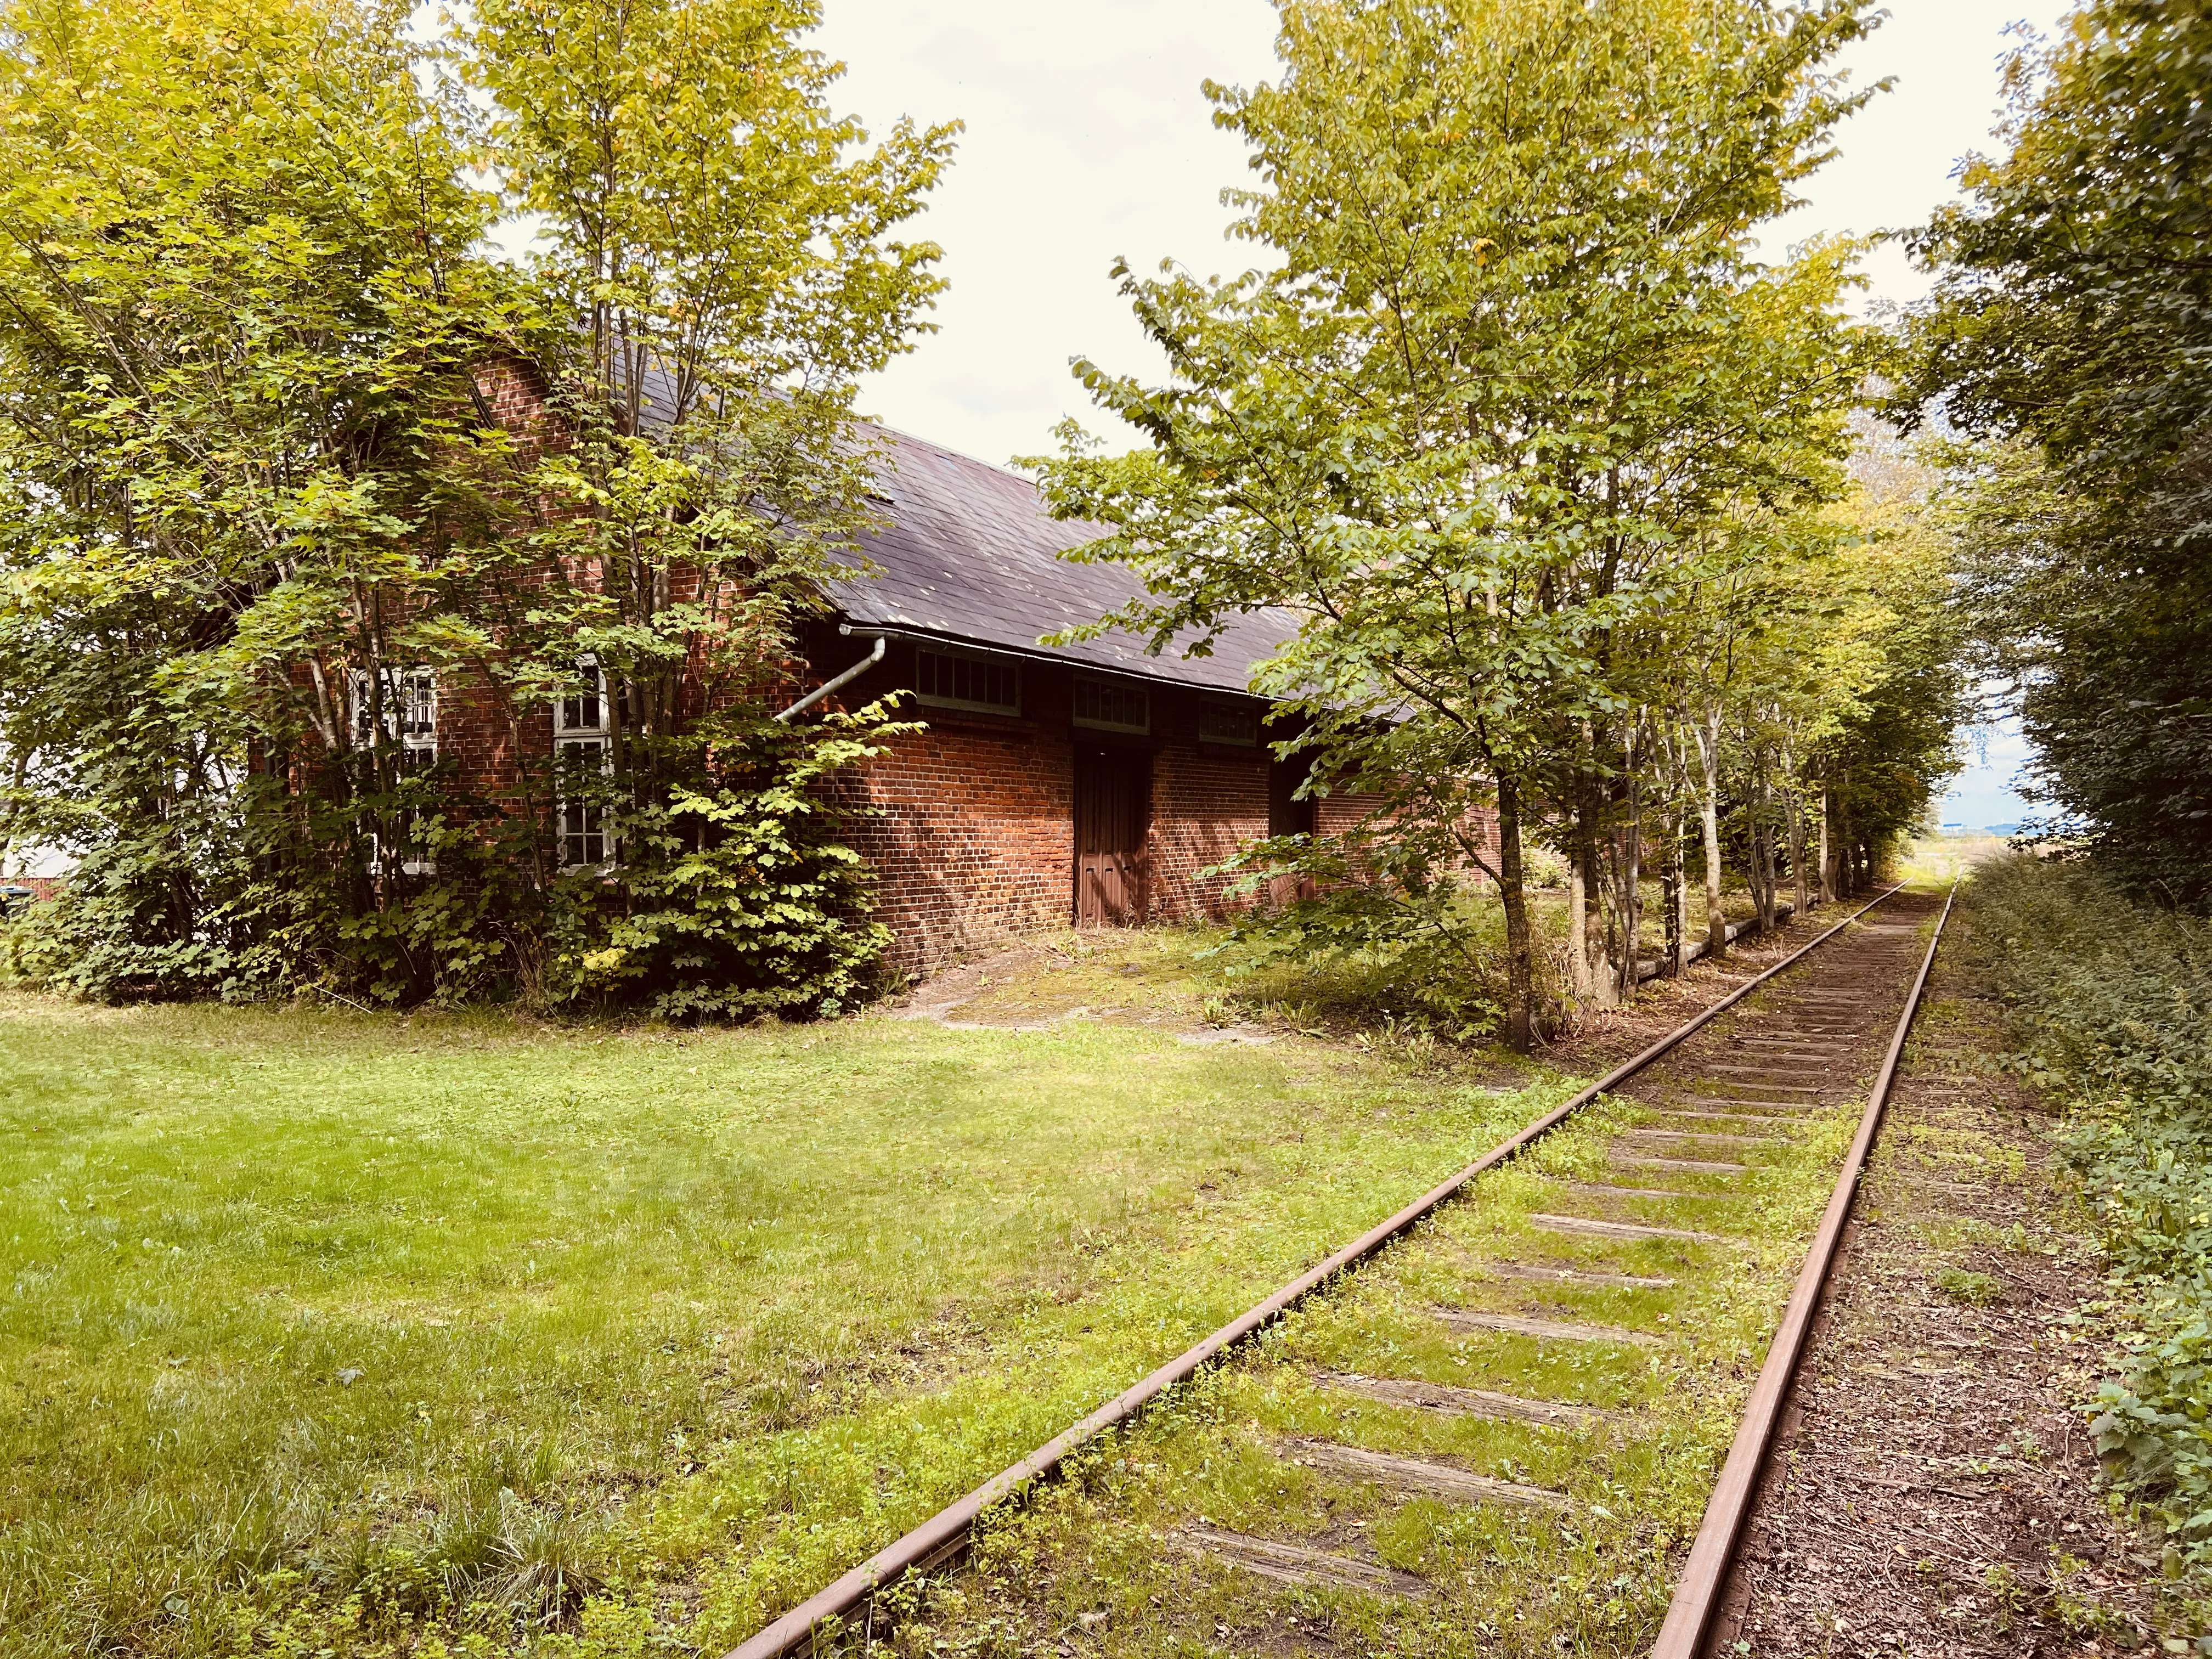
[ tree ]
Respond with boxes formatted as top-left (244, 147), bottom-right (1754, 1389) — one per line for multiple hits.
top-left (0, 0), bottom-right (956, 1012)
top-left (454, 0), bottom-right (956, 1013)
top-left (1904, 0), bottom-right (2212, 903)
top-left (1035, 0), bottom-right (1879, 1049)
top-left (0, 0), bottom-right (505, 997)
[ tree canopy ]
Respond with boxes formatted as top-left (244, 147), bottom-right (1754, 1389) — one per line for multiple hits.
top-left (1905, 0), bottom-right (2212, 904)
top-left (0, 0), bottom-right (953, 1009)
top-left (1038, 0), bottom-right (1956, 1046)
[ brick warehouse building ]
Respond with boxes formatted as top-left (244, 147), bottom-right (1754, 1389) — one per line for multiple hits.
top-left (795, 424), bottom-right (1368, 972)
top-left (340, 360), bottom-right (1371, 978)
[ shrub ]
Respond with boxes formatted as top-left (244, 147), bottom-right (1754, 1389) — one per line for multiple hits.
top-left (1967, 856), bottom-right (2212, 1569)
top-left (1198, 834), bottom-right (1565, 1041)
top-left (3, 716), bottom-right (898, 1022)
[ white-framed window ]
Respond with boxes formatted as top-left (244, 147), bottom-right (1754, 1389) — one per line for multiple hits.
top-left (555, 658), bottom-right (611, 870)
top-left (1073, 675), bottom-right (1149, 735)
top-left (351, 665), bottom-right (438, 753)
top-left (351, 666), bottom-right (438, 874)
top-left (1198, 703), bottom-right (1259, 747)
top-left (915, 645), bottom-right (1021, 715)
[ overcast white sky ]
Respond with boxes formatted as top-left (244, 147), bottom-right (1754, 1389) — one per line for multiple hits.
top-left (811, 1), bottom-right (2067, 467)
top-left (805, 0), bottom-right (2061, 830)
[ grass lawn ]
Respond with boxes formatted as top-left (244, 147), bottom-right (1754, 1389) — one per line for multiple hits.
top-left (0, 932), bottom-right (1568, 1657)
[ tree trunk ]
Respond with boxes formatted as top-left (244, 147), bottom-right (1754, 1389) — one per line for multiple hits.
top-left (1673, 807), bottom-right (1691, 975)
top-left (1753, 751), bottom-right (1775, 934)
top-left (1618, 723), bottom-right (1643, 998)
top-left (1497, 774), bottom-right (1537, 1054)
top-left (1567, 850), bottom-right (1589, 1006)
top-left (1787, 747), bottom-right (1805, 929)
top-left (1694, 710), bottom-right (1726, 957)
top-left (1582, 835), bottom-right (1616, 1008)
top-left (1833, 788), bottom-right (1856, 897)
top-left (1819, 787), bottom-right (1836, 904)
top-left (1571, 771), bottom-right (1613, 1011)
top-left (1788, 782), bottom-right (1808, 919)
top-left (1619, 817), bottom-right (1642, 998)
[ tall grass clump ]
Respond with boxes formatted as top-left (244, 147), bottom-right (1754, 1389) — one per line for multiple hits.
top-left (1969, 856), bottom-right (2212, 1573)
top-left (1197, 874), bottom-right (1556, 1043)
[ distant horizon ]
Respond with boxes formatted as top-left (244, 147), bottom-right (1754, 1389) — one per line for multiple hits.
top-left (1939, 709), bottom-right (2036, 840)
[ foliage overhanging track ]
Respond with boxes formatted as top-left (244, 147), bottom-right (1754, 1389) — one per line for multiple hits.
top-left (1649, 879), bottom-right (1958, 1658)
top-left (727, 885), bottom-right (1910, 1659)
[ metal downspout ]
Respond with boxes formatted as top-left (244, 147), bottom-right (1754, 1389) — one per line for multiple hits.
top-left (771, 631), bottom-right (887, 724)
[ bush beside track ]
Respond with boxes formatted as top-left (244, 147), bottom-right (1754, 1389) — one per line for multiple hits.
top-left (1970, 858), bottom-right (2212, 1582)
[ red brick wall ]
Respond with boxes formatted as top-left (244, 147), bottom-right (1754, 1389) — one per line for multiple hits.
top-left (816, 634), bottom-right (1291, 973)
top-left (847, 720), bottom-right (1077, 970)
top-left (420, 600), bottom-right (1506, 975)
top-left (438, 671), bottom-right (545, 813)
top-left (1144, 702), bottom-right (1271, 922)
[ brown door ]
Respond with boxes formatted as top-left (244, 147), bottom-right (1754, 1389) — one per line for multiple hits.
top-left (1075, 749), bottom-right (1149, 926)
top-left (1268, 756), bottom-right (1316, 839)
top-left (1267, 755), bottom-right (1318, 905)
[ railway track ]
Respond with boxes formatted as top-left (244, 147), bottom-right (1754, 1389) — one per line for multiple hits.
top-left (730, 883), bottom-right (1954, 1657)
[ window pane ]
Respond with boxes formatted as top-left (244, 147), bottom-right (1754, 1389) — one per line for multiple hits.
top-left (1073, 676), bottom-right (1148, 733)
top-left (558, 736), bottom-right (608, 867)
top-left (560, 662), bottom-right (604, 733)
top-left (1199, 704), bottom-right (1258, 746)
top-left (916, 648), bottom-right (1019, 714)
top-left (404, 673), bottom-right (436, 738)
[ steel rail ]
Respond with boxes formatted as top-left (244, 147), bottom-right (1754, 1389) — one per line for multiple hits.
top-left (727, 883), bottom-right (1909, 1659)
top-left (1647, 877), bottom-right (1959, 1659)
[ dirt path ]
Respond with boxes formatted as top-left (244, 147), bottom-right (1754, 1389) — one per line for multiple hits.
top-left (1712, 903), bottom-right (2166, 1656)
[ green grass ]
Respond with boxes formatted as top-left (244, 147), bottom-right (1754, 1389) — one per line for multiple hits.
top-left (1963, 856), bottom-right (2212, 1607)
top-left (0, 963), bottom-right (1568, 1657)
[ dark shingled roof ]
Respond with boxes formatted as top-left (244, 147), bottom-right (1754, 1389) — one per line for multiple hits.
top-left (826, 424), bottom-right (1298, 696)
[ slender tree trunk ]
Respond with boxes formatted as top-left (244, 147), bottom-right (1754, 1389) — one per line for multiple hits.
top-left (1583, 831), bottom-right (1617, 1009)
top-left (1618, 722), bottom-right (1643, 998)
top-left (1497, 774), bottom-right (1537, 1054)
top-left (1570, 752), bottom-right (1613, 1008)
top-left (1839, 787), bottom-right (1858, 896)
top-left (1694, 709), bottom-right (1726, 957)
top-left (1753, 750), bottom-right (1775, 934)
top-left (1673, 806), bottom-right (1691, 975)
top-left (1830, 787), bottom-right (1857, 897)
top-left (1619, 819), bottom-right (1642, 998)
top-left (1788, 789), bottom-right (1806, 918)
top-left (1819, 786), bottom-right (1836, 904)
top-left (1567, 850), bottom-right (1589, 1005)
top-left (1667, 725), bottom-right (1692, 974)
